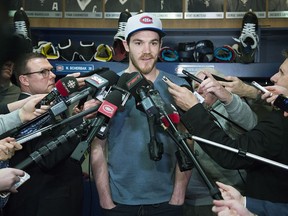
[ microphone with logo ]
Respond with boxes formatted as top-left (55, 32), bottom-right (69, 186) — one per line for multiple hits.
top-left (69, 70), bottom-right (119, 107)
top-left (70, 89), bottom-right (123, 162)
top-left (119, 71), bottom-right (157, 116)
top-left (13, 71), bottom-right (119, 138)
top-left (0, 77), bottom-right (79, 139)
top-left (35, 76), bottom-right (79, 108)
top-left (118, 72), bottom-right (165, 160)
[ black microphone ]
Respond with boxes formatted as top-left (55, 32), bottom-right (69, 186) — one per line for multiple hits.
top-left (92, 89), bottom-right (123, 139)
top-left (124, 71), bottom-right (153, 102)
top-left (15, 120), bottom-right (90, 170)
top-left (75, 70), bottom-right (119, 108)
top-left (2, 72), bottom-right (117, 139)
top-left (35, 76), bottom-right (79, 108)
top-left (273, 94), bottom-right (288, 112)
top-left (70, 89), bottom-right (123, 161)
top-left (16, 105), bottom-right (101, 145)
top-left (118, 71), bottom-right (156, 114)
top-left (118, 72), bottom-right (166, 161)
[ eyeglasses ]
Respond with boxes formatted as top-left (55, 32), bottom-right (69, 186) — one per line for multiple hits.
top-left (22, 68), bottom-right (55, 78)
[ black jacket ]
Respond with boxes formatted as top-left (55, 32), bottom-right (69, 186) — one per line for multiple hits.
top-left (182, 104), bottom-right (288, 203)
top-left (4, 93), bottom-right (84, 216)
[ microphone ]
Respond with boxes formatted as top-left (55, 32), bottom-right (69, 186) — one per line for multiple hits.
top-left (160, 104), bottom-right (180, 128)
top-left (124, 71), bottom-right (153, 102)
top-left (118, 71), bottom-right (156, 114)
top-left (15, 120), bottom-right (91, 170)
top-left (35, 76), bottom-right (79, 108)
top-left (93, 89), bottom-right (123, 139)
top-left (0, 73), bottom-right (118, 140)
top-left (16, 105), bottom-right (101, 145)
top-left (118, 72), bottom-right (166, 160)
top-left (74, 70), bottom-right (119, 108)
top-left (70, 89), bottom-right (123, 161)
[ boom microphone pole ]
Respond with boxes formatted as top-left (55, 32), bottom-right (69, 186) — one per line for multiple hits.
top-left (15, 120), bottom-right (91, 170)
top-left (16, 105), bottom-right (100, 144)
top-left (192, 135), bottom-right (288, 171)
top-left (148, 89), bottom-right (223, 200)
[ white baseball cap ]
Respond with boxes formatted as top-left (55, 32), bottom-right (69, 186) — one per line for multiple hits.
top-left (124, 13), bottom-right (166, 40)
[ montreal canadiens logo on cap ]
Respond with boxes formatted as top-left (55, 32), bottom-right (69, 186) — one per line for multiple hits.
top-left (140, 16), bottom-right (153, 24)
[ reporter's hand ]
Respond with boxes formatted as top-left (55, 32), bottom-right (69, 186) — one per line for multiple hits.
top-left (265, 85), bottom-right (288, 97)
top-left (18, 94), bottom-right (49, 123)
top-left (164, 79), bottom-right (198, 111)
top-left (262, 85), bottom-right (288, 105)
top-left (0, 137), bottom-right (22, 160)
top-left (0, 168), bottom-right (25, 192)
top-left (199, 72), bottom-right (233, 104)
top-left (82, 99), bottom-right (102, 119)
top-left (261, 85), bottom-right (288, 117)
top-left (220, 76), bottom-right (258, 99)
top-left (216, 182), bottom-right (244, 204)
top-left (212, 199), bottom-right (255, 216)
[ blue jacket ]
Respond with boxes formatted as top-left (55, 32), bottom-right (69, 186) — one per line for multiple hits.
top-left (247, 197), bottom-right (288, 216)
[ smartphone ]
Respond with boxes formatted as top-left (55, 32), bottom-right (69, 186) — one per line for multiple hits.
top-left (162, 75), bottom-right (171, 83)
top-left (274, 95), bottom-right (288, 112)
top-left (182, 70), bottom-right (203, 83)
top-left (0, 172), bottom-right (30, 198)
top-left (182, 69), bottom-right (231, 83)
top-left (211, 74), bottom-right (231, 82)
top-left (251, 81), bottom-right (270, 94)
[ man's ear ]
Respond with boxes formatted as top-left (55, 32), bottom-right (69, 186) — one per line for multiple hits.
top-left (19, 75), bottom-right (29, 87)
top-left (122, 40), bottom-right (129, 52)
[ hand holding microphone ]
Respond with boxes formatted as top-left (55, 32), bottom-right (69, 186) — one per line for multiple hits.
top-left (18, 94), bottom-right (50, 123)
top-left (35, 76), bottom-right (79, 108)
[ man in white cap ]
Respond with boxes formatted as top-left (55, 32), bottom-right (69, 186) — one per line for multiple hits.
top-left (90, 12), bottom-right (191, 216)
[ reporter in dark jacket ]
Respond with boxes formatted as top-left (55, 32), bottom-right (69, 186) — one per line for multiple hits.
top-left (164, 71), bottom-right (288, 203)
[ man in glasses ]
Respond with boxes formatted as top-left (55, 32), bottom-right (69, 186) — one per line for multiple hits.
top-left (13, 53), bottom-right (56, 99)
top-left (4, 52), bottom-right (85, 216)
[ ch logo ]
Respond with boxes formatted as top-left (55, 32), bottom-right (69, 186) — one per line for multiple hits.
top-left (67, 80), bottom-right (77, 89)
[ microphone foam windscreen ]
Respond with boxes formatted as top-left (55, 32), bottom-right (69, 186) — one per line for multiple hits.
top-left (98, 70), bottom-right (119, 87)
top-left (55, 76), bottom-right (79, 96)
top-left (125, 72), bottom-right (152, 98)
top-left (105, 89), bottom-right (123, 107)
top-left (117, 73), bottom-right (132, 90)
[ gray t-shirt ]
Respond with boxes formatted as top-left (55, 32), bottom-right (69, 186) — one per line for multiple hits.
top-left (107, 70), bottom-right (188, 205)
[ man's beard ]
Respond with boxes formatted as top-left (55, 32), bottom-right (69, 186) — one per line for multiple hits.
top-left (130, 53), bottom-right (157, 75)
